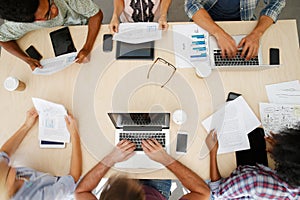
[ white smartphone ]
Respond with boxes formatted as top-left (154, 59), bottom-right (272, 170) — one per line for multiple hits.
top-left (176, 132), bottom-right (188, 154)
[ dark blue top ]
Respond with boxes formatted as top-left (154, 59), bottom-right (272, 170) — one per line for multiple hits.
top-left (208, 0), bottom-right (241, 21)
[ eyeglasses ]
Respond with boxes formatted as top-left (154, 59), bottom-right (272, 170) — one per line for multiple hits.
top-left (147, 57), bottom-right (176, 88)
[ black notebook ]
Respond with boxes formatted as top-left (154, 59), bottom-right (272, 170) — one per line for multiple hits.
top-left (50, 27), bottom-right (77, 57)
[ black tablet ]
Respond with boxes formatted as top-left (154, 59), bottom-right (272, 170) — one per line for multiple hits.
top-left (50, 27), bottom-right (77, 57)
top-left (116, 41), bottom-right (154, 60)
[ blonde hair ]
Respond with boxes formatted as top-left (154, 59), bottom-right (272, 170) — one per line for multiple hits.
top-left (0, 160), bottom-right (9, 200)
top-left (100, 175), bottom-right (145, 200)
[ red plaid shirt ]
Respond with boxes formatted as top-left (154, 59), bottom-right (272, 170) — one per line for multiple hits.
top-left (209, 164), bottom-right (300, 199)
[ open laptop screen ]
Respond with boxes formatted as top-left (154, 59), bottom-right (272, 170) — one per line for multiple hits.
top-left (108, 113), bottom-right (170, 129)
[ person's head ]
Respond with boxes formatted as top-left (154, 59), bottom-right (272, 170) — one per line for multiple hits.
top-left (0, 0), bottom-right (58, 22)
top-left (0, 0), bottom-right (39, 22)
top-left (0, 160), bottom-right (11, 200)
top-left (270, 125), bottom-right (300, 186)
top-left (100, 176), bottom-right (145, 200)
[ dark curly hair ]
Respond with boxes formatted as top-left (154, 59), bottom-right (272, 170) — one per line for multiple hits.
top-left (271, 125), bottom-right (300, 187)
top-left (0, 0), bottom-right (39, 22)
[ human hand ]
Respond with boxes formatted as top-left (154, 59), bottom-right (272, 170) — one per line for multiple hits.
top-left (158, 15), bottom-right (168, 31)
top-left (265, 132), bottom-right (275, 153)
top-left (25, 57), bottom-right (42, 71)
top-left (142, 139), bottom-right (174, 166)
top-left (103, 140), bottom-right (136, 166)
top-left (24, 107), bottom-right (38, 128)
top-left (75, 48), bottom-right (90, 64)
top-left (109, 16), bottom-right (120, 33)
top-left (205, 130), bottom-right (218, 155)
top-left (214, 31), bottom-right (237, 58)
top-left (238, 32), bottom-right (260, 60)
top-left (65, 114), bottom-right (79, 135)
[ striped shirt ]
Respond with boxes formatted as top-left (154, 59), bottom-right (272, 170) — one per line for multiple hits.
top-left (209, 164), bottom-right (300, 199)
top-left (185, 0), bottom-right (286, 22)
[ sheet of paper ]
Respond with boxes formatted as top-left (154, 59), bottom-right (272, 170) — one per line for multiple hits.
top-left (202, 96), bottom-right (261, 154)
top-left (172, 24), bottom-right (210, 69)
top-left (259, 102), bottom-right (300, 135)
top-left (266, 80), bottom-right (300, 104)
top-left (33, 52), bottom-right (77, 75)
top-left (113, 22), bottom-right (162, 44)
top-left (32, 98), bottom-right (70, 143)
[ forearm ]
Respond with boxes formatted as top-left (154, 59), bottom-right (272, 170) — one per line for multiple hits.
top-left (250, 15), bottom-right (274, 39)
top-left (82, 10), bottom-right (103, 52)
top-left (209, 153), bottom-right (221, 181)
top-left (192, 8), bottom-right (225, 38)
top-left (69, 131), bottom-right (82, 183)
top-left (75, 156), bottom-right (113, 194)
top-left (0, 124), bottom-right (31, 157)
top-left (160, 0), bottom-right (172, 17)
top-left (112, 0), bottom-right (125, 19)
top-left (0, 40), bottom-right (29, 62)
top-left (165, 157), bottom-right (210, 197)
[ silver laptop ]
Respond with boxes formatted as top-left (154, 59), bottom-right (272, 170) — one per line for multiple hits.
top-left (209, 34), bottom-right (277, 70)
top-left (108, 113), bottom-right (170, 169)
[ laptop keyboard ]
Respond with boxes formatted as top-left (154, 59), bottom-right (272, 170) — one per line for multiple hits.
top-left (119, 132), bottom-right (166, 151)
top-left (214, 49), bottom-right (259, 66)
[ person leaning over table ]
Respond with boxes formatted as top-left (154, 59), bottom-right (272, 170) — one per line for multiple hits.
top-left (75, 139), bottom-right (211, 200)
top-left (109, 0), bottom-right (172, 33)
top-left (0, 0), bottom-right (103, 71)
top-left (0, 108), bottom-right (82, 200)
top-left (205, 128), bottom-right (300, 199)
top-left (184, 0), bottom-right (286, 60)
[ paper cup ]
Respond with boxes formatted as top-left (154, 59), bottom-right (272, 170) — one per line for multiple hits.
top-left (4, 77), bottom-right (26, 91)
top-left (172, 109), bottom-right (187, 125)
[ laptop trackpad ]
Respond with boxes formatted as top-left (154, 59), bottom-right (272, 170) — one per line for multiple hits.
top-left (114, 154), bottom-right (164, 169)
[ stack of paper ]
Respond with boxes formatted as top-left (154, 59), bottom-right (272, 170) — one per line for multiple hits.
top-left (260, 80), bottom-right (300, 135)
top-left (202, 96), bottom-right (261, 154)
top-left (32, 98), bottom-right (70, 144)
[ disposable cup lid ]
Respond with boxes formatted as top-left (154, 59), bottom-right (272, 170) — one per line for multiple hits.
top-left (4, 77), bottom-right (19, 91)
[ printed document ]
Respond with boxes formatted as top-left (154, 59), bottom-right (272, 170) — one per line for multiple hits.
top-left (172, 24), bottom-right (210, 70)
top-left (259, 103), bottom-right (300, 135)
top-left (202, 96), bottom-right (261, 154)
top-left (32, 98), bottom-right (70, 143)
top-left (33, 52), bottom-right (77, 75)
top-left (265, 80), bottom-right (300, 104)
top-left (113, 22), bottom-right (162, 44)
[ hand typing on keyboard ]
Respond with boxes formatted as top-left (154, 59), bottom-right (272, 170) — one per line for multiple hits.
top-left (142, 139), bottom-right (174, 166)
top-left (103, 140), bottom-right (136, 166)
top-left (238, 32), bottom-right (260, 60)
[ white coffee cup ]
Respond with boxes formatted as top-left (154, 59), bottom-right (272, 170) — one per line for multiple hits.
top-left (4, 77), bottom-right (26, 91)
top-left (172, 109), bottom-right (187, 125)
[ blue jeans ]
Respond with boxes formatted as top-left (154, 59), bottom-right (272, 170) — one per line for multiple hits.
top-left (139, 179), bottom-right (172, 199)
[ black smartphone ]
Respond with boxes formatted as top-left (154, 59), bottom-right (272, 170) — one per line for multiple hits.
top-left (270, 48), bottom-right (280, 65)
top-left (226, 92), bottom-right (241, 102)
top-left (103, 34), bottom-right (113, 52)
top-left (25, 45), bottom-right (42, 61)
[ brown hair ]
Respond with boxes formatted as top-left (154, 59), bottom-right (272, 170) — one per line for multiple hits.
top-left (0, 160), bottom-right (9, 200)
top-left (100, 175), bottom-right (145, 200)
